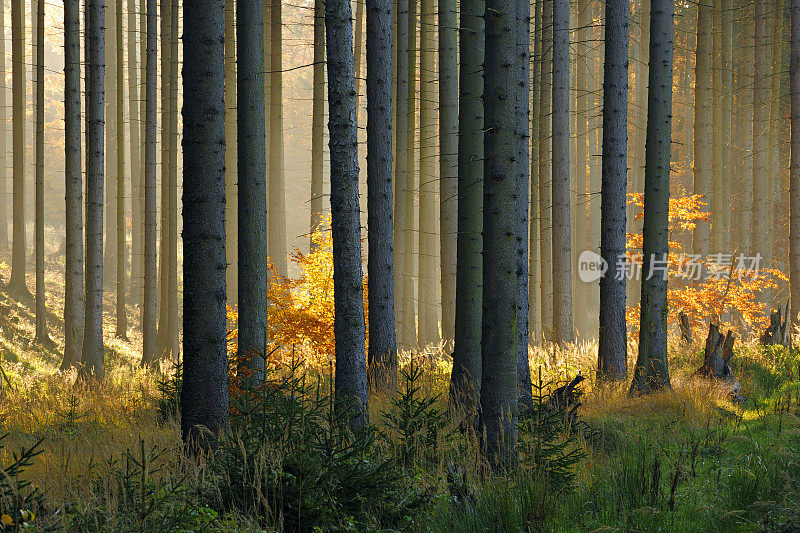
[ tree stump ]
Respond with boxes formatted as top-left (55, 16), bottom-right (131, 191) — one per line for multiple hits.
top-left (759, 301), bottom-right (791, 347)
top-left (695, 321), bottom-right (742, 402)
top-left (679, 312), bottom-right (692, 344)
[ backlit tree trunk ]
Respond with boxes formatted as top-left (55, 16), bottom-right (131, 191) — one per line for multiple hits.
top-left (9, 0), bottom-right (27, 296)
top-left (115, 0), bottom-right (128, 340)
top-left (692, 0), bottom-right (711, 258)
top-left (310, 0), bottom-right (325, 241)
top-left (790, 0), bottom-right (800, 329)
top-left (269, 0), bottom-right (287, 275)
top-left (33, 0), bottom-right (47, 342)
top-left (0, 0), bottom-right (6, 252)
top-left (224, 0), bottom-right (237, 303)
top-left (538, 0), bottom-right (553, 339)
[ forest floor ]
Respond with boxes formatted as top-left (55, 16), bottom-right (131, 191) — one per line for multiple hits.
top-left (0, 252), bottom-right (799, 531)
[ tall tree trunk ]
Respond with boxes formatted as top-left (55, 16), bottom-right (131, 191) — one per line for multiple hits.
top-left (33, 0), bottom-right (46, 342)
top-left (752, 0), bottom-right (767, 266)
top-left (326, 0), bottom-right (368, 426)
top-left (692, 0), bottom-right (711, 258)
top-left (439, 0), bottom-right (457, 342)
top-left (138, 0), bottom-right (146, 313)
top-left (393, 0), bottom-right (409, 346)
top-left (104, 0), bottom-right (117, 290)
top-left (167, 0), bottom-right (179, 360)
top-left (528, 0), bottom-right (542, 343)
top-left (237, 0), bottom-right (267, 374)
top-left (310, 0), bottom-right (325, 242)
top-left (366, 0), bottom-right (397, 390)
top-left (83, 0), bottom-right (106, 378)
top-left (736, 7), bottom-right (753, 255)
top-left (480, 0), bottom-right (524, 469)
top-left (552, 0), bottom-right (573, 344)
top-left (115, 0), bottom-right (128, 340)
top-left (574, 0), bottom-right (590, 338)
top-left (269, 0), bottom-right (287, 274)
top-left (129, 0), bottom-right (142, 309)
top-left (538, 0), bottom-right (553, 339)
top-left (401, 0), bottom-right (418, 347)
top-left (598, 0), bottom-right (628, 382)
top-left (141, 0), bottom-right (158, 367)
top-left (767, 0), bottom-right (783, 278)
top-left (224, 0), bottom-right (237, 304)
top-left (715, 0), bottom-right (733, 254)
top-left (0, 0), bottom-right (6, 252)
top-left (353, 0), bottom-right (365, 115)
top-left (515, 0), bottom-right (531, 409)
top-left (630, 0), bottom-right (673, 395)
top-left (157, 0), bottom-right (173, 361)
top-left (417, 0), bottom-right (437, 345)
top-left (450, 0), bottom-right (483, 415)
top-left (790, 0), bottom-right (800, 329)
top-left (62, 0), bottom-right (83, 368)
top-left (9, 0), bottom-right (27, 296)
top-left (182, 0), bottom-right (229, 445)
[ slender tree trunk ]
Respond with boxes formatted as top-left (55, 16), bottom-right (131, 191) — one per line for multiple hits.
top-left (269, 0), bottom-right (287, 274)
top-left (552, 0), bottom-right (573, 344)
top-left (310, 0), bottom-right (325, 242)
top-left (790, 0), bottom-right (800, 329)
top-left (417, 0), bottom-right (437, 345)
top-left (157, 0), bottom-right (173, 360)
top-left (767, 0), bottom-right (783, 277)
top-left (33, 0), bottom-right (46, 342)
top-left (736, 7), bottom-right (753, 255)
top-left (480, 0), bottom-right (524, 469)
top-left (717, 0), bottom-right (732, 254)
top-left (62, 0), bottom-right (83, 369)
top-left (237, 0), bottom-right (267, 374)
top-left (598, 0), bottom-right (628, 382)
top-left (182, 0), bottom-right (229, 445)
top-left (515, 0), bottom-right (531, 409)
top-left (353, 0), bottom-right (365, 115)
top-left (129, 0), bottom-right (142, 309)
top-left (138, 0), bottom-right (146, 313)
top-left (104, 0), bottom-right (117, 290)
top-left (630, 0), bottom-right (673, 395)
top-left (115, 0), bottom-right (128, 340)
top-left (393, 0), bottom-right (408, 345)
top-left (401, 0), bottom-right (418, 347)
top-left (366, 0), bottom-right (397, 390)
top-left (711, 1), bottom-right (722, 253)
top-left (574, 0), bottom-right (590, 338)
top-left (9, 0), bottom-right (27, 296)
top-left (0, 0), bottom-right (6, 252)
top-left (141, 0), bottom-right (158, 368)
top-left (439, 0), bottom-right (457, 342)
top-left (528, 0), bottom-right (542, 343)
top-left (326, 0), bottom-right (369, 426)
top-left (83, 0), bottom-right (106, 378)
top-left (538, 0), bottom-right (553, 339)
top-left (752, 0), bottom-right (767, 264)
top-left (692, 0), bottom-right (711, 258)
top-left (224, 0), bottom-right (237, 304)
top-left (450, 0), bottom-right (483, 415)
top-left (167, 0), bottom-right (179, 360)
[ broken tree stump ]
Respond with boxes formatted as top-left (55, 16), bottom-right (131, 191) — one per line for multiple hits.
top-left (695, 321), bottom-right (743, 402)
top-left (760, 301), bottom-right (791, 347)
top-left (679, 312), bottom-right (692, 344)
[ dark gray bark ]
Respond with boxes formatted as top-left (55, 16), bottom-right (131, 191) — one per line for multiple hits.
top-left (33, 0), bottom-right (47, 343)
top-left (449, 0), bottom-right (483, 417)
top-left (326, 0), bottom-right (368, 425)
top-left (630, 0), bottom-right (673, 395)
top-left (82, 0), bottom-right (105, 378)
top-left (62, 0), bottom-right (83, 369)
top-left (366, 0), bottom-right (397, 390)
top-left (439, 0), bottom-right (457, 342)
top-left (115, 0), bottom-right (127, 340)
top-left (310, 0), bottom-right (325, 241)
top-left (9, 0), bottom-right (27, 296)
top-left (141, 0), bottom-right (157, 367)
top-left (598, 0), bottom-right (628, 382)
top-left (791, 0), bottom-right (800, 330)
top-left (551, 0), bottom-right (573, 344)
top-left (181, 0), bottom-right (230, 444)
top-left (237, 0), bottom-right (268, 373)
top-left (480, 0), bottom-right (523, 468)
top-left (515, 0), bottom-right (531, 410)
top-left (393, 0), bottom-right (409, 345)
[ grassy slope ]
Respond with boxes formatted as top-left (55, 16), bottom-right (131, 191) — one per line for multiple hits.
top-left (1, 253), bottom-right (799, 531)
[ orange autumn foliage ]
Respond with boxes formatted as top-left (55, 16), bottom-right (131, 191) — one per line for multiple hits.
top-left (227, 218), bottom-right (368, 371)
top-left (625, 193), bottom-right (786, 336)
